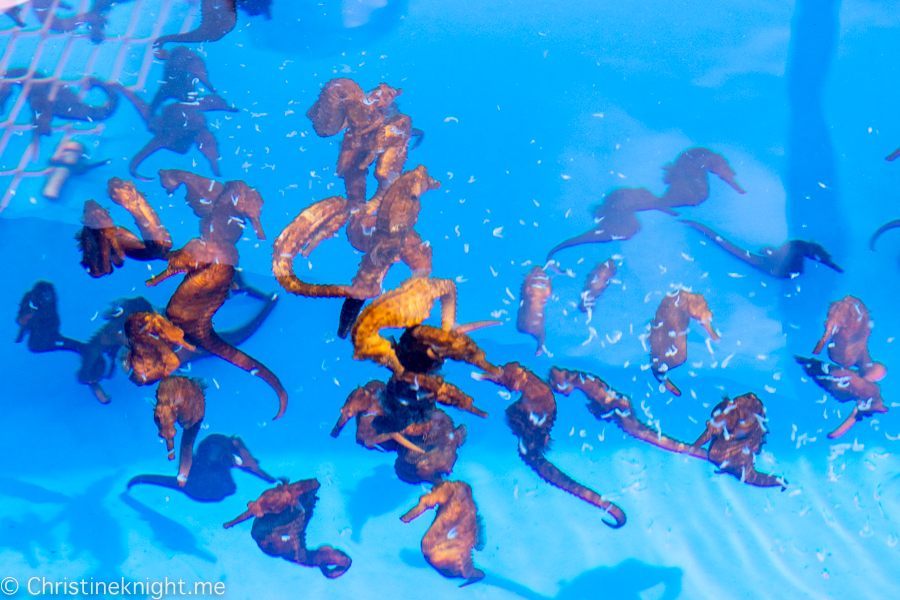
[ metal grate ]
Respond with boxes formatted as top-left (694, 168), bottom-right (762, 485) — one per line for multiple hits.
top-left (0, 0), bottom-right (198, 213)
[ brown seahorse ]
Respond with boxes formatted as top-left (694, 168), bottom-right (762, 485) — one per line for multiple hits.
top-left (0, 68), bottom-right (119, 146)
top-left (344, 165), bottom-right (439, 299)
top-left (516, 265), bottom-right (551, 355)
top-left (123, 312), bottom-right (194, 385)
top-left (547, 147), bottom-right (744, 257)
top-left (549, 367), bottom-right (704, 457)
top-left (307, 78), bottom-right (404, 204)
top-left (15, 280), bottom-right (85, 355)
top-left (394, 408), bottom-right (467, 485)
top-left (796, 356), bottom-right (888, 439)
top-left (154, 0), bottom-right (271, 53)
top-left (649, 289), bottom-right (719, 396)
top-left (812, 295), bottom-right (885, 382)
top-left (350, 277), bottom-right (457, 374)
top-left (551, 368), bottom-right (785, 489)
top-left (489, 362), bottom-right (626, 528)
top-left (152, 170), bottom-right (288, 420)
top-left (153, 376), bottom-right (206, 486)
top-left (77, 178), bottom-right (172, 278)
top-left (224, 479), bottom-right (352, 578)
top-left (271, 166), bottom-right (440, 302)
top-left (330, 380), bottom-right (426, 454)
top-left (690, 393), bottom-right (785, 488)
top-left (580, 258), bottom-right (617, 317)
top-left (401, 480), bottom-right (486, 585)
top-left (342, 113), bottom-right (420, 252)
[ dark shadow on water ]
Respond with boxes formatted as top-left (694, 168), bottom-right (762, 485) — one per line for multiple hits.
top-left (785, 0), bottom-right (842, 251)
top-left (555, 560), bottom-right (681, 600)
top-left (400, 550), bottom-right (682, 599)
top-left (45, 473), bottom-right (127, 580)
top-left (345, 463), bottom-right (416, 542)
top-left (0, 474), bottom-right (128, 580)
top-left (0, 476), bottom-right (71, 504)
top-left (119, 493), bottom-right (217, 563)
top-left (781, 0), bottom-right (843, 355)
top-left (0, 512), bottom-right (58, 568)
top-left (488, 560), bottom-right (682, 599)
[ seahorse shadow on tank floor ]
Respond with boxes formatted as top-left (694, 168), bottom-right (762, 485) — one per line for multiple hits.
top-left (0, 473), bottom-right (127, 582)
top-left (344, 463), bottom-right (419, 542)
top-left (118, 493), bottom-right (217, 562)
top-left (0, 477), bottom-right (67, 569)
top-left (394, 554), bottom-right (682, 600)
top-left (0, 473), bottom-right (217, 568)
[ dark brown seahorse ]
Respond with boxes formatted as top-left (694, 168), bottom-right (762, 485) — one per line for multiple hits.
top-left (393, 408), bottom-right (467, 485)
top-left (224, 479), bottom-right (352, 578)
top-left (127, 434), bottom-right (277, 501)
top-left (152, 170), bottom-right (288, 420)
top-left (330, 380), bottom-right (426, 454)
top-left (549, 367), bottom-right (704, 457)
top-left (149, 47), bottom-right (217, 113)
top-left (331, 323), bottom-right (497, 483)
top-left (547, 187), bottom-right (665, 256)
top-left (550, 368), bottom-right (786, 489)
top-left (154, 0), bottom-right (271, 53)
top-left (331, 380), bottom-right (469, 484)
top-left (16, 278), bottom-right (276, 403)
top-left (0, 68), bottom-right (119, 145)
top-left (77, 296), bottom-right (155, 402)
top-left (681, 220), bottom-right (843, 278)
top-left (15, 281), bottom-right (85, 355)
top-left (15, 288), bottom-right (150, 402)
top-left (547, 147), bottom-right (744, 258)
top-left (332, 322), bottom-right (499, 462)
top-left (117, 88), bottom-right (237, 181)
top-left (657, 147), bottom-right (745, 209)
top-left (489, 362), bottom-right (627, 528)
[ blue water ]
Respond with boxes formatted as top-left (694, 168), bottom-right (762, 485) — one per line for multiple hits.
top-left (1, 1), bottom-right (899, 598)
